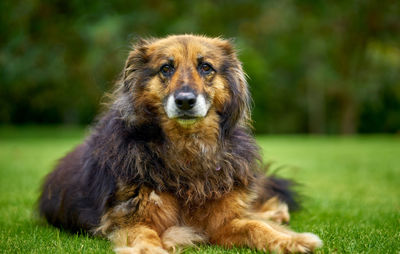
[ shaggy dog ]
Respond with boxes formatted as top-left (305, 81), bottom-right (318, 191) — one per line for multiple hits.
top-left (39, 35), bottom-right (322, 253)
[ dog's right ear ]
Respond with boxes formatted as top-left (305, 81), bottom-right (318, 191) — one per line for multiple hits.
top-left (122, 38), bottom-right (153, 90)
top-left (110, 38), bottom-right (155, 124)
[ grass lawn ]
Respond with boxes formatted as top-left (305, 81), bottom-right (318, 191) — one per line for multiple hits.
top-left (0, 126), bottom-right (399, 253)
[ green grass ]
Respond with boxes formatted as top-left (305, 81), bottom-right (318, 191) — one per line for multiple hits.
top-left (0, 127), bottom-right (399, 253)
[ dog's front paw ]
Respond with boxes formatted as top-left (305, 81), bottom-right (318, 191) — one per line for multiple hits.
top-left (114, 244), bottom-right (168, 254)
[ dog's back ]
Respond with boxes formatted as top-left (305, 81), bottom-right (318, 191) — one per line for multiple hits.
top-left (39, 143), bottom-right (113, 232)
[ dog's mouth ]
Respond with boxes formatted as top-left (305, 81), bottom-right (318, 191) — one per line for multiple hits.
top-left (175, 115), bottom-right (201, 126)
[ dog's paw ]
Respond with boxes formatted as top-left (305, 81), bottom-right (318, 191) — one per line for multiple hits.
top-left (161, 226), bottom-right (207, 251)
top-left (114, 245), bottom-right (168, 254)
top-left (285, 233), bottom-right (323, 253)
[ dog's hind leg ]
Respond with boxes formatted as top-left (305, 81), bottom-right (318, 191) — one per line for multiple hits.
top-left (211, 218), bottom-right (322, 253)
top-left (249, 196), bottom-right (290, 224)
top-left (204, 190), bottom-right (322, 253)
top-left (251, 174), bottom-right (300, 224)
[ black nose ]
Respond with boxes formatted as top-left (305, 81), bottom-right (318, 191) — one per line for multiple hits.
top-left (175, 92), bottom-right (197, 110)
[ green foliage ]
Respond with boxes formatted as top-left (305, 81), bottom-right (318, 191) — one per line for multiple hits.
top-left (1, 0), bottom-right (399, 133)
top-left (0, 127), bottom-right (399, 253)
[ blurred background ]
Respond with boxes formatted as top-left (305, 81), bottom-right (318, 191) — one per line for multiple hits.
top-left (1, 0), bottom-right (399, 134)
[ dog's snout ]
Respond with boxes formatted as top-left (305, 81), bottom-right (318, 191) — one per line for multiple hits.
top-left (166, 84), bottom-right (208, 119)
top-left (175, 92), bottom-right (197, 110)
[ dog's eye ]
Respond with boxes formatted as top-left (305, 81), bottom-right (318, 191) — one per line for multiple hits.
top-left (199, 63), bottom-right (214, 75)
top-left (160, 64), bottom-right (174, 77)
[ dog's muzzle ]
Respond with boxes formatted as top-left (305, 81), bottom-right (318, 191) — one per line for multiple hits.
top-left (164, 86), bottom-right (210, 126)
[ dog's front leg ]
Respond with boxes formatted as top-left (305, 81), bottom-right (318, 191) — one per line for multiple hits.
top-left (98, 187), bottom-right (180, 254)
top-left (250, 196), bottom-right (290, 224)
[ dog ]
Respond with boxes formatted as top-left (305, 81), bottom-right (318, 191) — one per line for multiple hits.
top-left (38, 35), bottom-right (322, 253)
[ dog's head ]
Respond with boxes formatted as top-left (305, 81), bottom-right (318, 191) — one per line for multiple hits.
top-left (115, 35), bottom-right (250, 137)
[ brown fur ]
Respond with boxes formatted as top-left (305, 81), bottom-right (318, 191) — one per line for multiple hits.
top-left (38, 35), bottom-right (321, 253)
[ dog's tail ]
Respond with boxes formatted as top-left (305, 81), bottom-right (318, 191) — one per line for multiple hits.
top-left (253, 173), bottom-right (300, 211)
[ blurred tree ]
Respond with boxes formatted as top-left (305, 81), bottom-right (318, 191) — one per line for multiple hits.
top-left (0, 0), bottom-right (399, 133)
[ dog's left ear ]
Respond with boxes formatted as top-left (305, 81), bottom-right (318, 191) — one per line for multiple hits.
top-left (217, 40), bottom-right (251, 137)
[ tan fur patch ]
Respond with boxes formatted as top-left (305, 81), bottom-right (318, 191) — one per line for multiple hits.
top-left (161, 226), bottom-right (207, 252)
top-left (96, 186), bottom-right (179, 236)
top-left (181, 190), bottom-right (251, 234)
top-left (149, 191), bottom-right (163, 206)
top-left (250, 196), bottom-right (290, 224)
